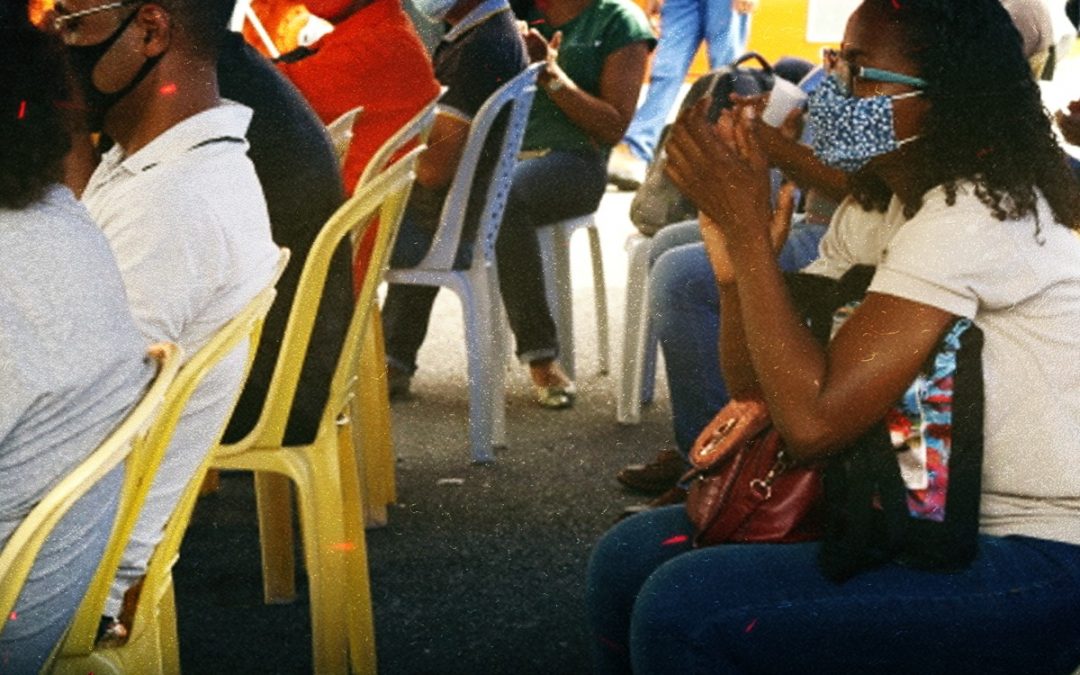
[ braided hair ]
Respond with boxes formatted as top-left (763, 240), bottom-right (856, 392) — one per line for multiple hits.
top-left (851, 0), bottom-right (1080, 229)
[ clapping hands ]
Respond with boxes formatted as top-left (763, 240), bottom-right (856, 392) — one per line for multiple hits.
top-left (664, 96), bottom-right (795, 283)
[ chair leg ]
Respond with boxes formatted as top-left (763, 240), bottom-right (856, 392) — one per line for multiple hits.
top-left (253, 472), bottom-right (298, 603)
top-left (617, 234), bottom-right (653, 425)
top-left (488, 275), bottom-right (508, 448)
top-left (586, 225), bottom-right (610, 375)
top-left (294, 457), bottom-right (350, 674)
top-left (355, 309), bottom-right (395, 527)
top-left (336, 420), bottom-right (378, 674)
top-left (158, 580), bottom-right (181, 675)
top-left (461, 281), bottom-right (498, 463)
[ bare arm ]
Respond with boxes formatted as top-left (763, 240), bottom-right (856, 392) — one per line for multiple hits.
top-left (525, 29), bottom-right (650, 147)
top-left (666, 100), bottom-right (955, 460)
top-left (415, 112), bottom-right (470, 190)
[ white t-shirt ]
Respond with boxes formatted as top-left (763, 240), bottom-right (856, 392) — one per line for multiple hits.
top-left (804, 183), bottom-right (1080, 546)
top-left (83, 102), bottom-right (280, 613)
top-left (0, 185), bottom-right (152, 669)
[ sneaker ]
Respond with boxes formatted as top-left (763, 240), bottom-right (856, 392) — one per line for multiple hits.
top-left (616, 448), bottom-right (688, 495)
top-left (607, 143), bottom-right (647, 191)
top-left (618, 486), bottom-right (689, 521)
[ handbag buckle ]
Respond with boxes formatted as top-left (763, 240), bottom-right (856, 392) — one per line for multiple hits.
top-left (697, 417), bottom-right (738, 459)
top-left (749, 478), bottom-right (772, 500)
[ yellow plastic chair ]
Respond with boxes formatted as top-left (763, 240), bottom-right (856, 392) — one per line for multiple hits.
top-left (49, 255), bottom-right (286, 675)
top-left (0, 344), bottom-right (180, 638)
top-left (327, 105), bottom-right (364, 168)
top-left (351, 95), bottom-right (438, 527)
top-left (211, 148), bottom-right (422, 675)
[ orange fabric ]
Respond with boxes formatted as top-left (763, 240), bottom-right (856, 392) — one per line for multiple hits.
top-left (276, 0), bottom-right (438, 293)
top-left (277, 0), bottom-right (439, 194)
top-left (242, 0), bottom-right (312, 57)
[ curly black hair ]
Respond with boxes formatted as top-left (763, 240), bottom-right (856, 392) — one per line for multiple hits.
top-left (0, 11), bottom-right (72, 210)
top-left (849, 0), bottom-right (1080, 229)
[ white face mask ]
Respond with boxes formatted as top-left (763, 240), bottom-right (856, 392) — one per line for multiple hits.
top-left (412, 0), bottom-right (457, 21)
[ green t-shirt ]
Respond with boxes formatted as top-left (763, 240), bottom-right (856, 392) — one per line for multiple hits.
top-left (522, 0), bottom-right (655, 155)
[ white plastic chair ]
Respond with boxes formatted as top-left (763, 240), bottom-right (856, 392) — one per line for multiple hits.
top-left (536, 213), bottom-right (610, 380)
top-left (384, 63), bottom-right (542, 463)
top-left (356, 91), bottom-right (443, 189)
top-left (616, 231), bottom-right (658, 425)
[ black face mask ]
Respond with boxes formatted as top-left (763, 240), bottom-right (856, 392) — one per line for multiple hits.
top-left (66, 4), bottom-right (162, 132)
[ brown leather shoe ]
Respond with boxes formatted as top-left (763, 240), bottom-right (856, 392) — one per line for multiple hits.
top-left (616, 448), bottom-right (688, 495)
top-left (618, 486), bottom-right (689, 521)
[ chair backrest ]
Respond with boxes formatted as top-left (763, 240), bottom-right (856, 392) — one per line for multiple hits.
top-left (418, 62), bottom-right (542, 271)
top-left (218, 146), bottom-right (423, 452)
top-left (327, 105), bottom-right (364, 168)
top-left (0, 344), bottom-right (181, 636)
top-left (354, 93), bottom-right (441, 191)
top-left (54, 253), bottom-right (286, 659)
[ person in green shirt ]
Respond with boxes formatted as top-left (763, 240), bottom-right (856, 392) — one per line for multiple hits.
top-left (501, 0), bottom-right (654, 408)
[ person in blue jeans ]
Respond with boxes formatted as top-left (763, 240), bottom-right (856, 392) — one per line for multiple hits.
top-left (617, 64), bottom-right (847, 500)
top-left (589, 0), bottom-right (1080, 670)
top-left (607, 0), bottom-right (759, 188)
top-left (648, 213), bottom-right (827, 451)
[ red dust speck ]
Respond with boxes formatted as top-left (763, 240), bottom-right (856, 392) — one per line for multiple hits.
top-left (744, 618), bottom-right (758, 633)
top-left (661, 535), bottom-right (689, 546)
top-left (331, 541), bottom-right (357, 552)
top-left (159, 83), bottom-right (178, 96)
top-left (8, 611), bottom-right (15, 621)
top-left (16, 101), bottom-right (26, 120)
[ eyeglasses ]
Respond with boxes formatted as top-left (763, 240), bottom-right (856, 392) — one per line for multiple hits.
top-left (52, 0), bottom-right (141, 33)
top-left (823, 48), bottom-right (929, 94)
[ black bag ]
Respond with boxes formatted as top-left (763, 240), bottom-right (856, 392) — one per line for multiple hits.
top-left (787, 266), bottom-right (986, 582)
top-left (630, 53), bottom-right (777, 236)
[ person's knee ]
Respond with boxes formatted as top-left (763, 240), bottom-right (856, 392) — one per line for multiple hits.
top-left (649, 244), bottom-right (716, 329)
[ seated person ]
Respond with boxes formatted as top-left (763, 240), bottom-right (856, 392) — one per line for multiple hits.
top-left (379, 0), bottom-right (528, 398)
top-left (274, 0), bottom-right (442, 194)
top-left (619, 64), bottom-right (848, 502)
top-left (272, 0), bottom-right (441, 291)
top-left (0, 13), bottom-right (152, 671)
top-left (55, 0), bottom-right (279, 640)
top-left (383, 0), bottom-right (655, 408)
top-left (588, 0), bottom-right (1080, 670)
top-left (216, 28), bottom-right (349, 447)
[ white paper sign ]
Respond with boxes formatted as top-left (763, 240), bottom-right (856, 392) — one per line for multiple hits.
top-left (805, 0), bottom-right (863, 43)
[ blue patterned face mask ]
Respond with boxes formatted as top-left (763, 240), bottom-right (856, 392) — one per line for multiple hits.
top-left (807, 74), bottom-right (923, 173)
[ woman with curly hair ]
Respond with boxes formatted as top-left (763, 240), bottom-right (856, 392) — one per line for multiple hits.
top-left (0, 9), bottom-right (153, 672)
top-left (585, 0), bottom-right (1080, 671)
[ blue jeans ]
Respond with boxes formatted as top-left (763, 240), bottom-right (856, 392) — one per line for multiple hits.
top-left (382, 149), bottom-right (607, 372)
top-left (623, 0), bottom-right (750, 162)
top-left (649, 219), bottom-right (826, 456)
top-left (586, 505), bottom-right (1080, 674)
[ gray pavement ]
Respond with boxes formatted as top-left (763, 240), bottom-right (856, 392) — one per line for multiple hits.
top-left (175, 188), bottom-right (680, 674)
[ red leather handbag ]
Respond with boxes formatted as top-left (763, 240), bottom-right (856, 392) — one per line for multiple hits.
top-left (685, 399), bottom-right (824, 547)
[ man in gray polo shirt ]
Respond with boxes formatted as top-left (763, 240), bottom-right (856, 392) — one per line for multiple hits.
top-left (56, 0), bottom-right (279, 639)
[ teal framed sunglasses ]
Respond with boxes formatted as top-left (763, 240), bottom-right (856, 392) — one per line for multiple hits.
top-left (823, 48), bottom-right (929, 94)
